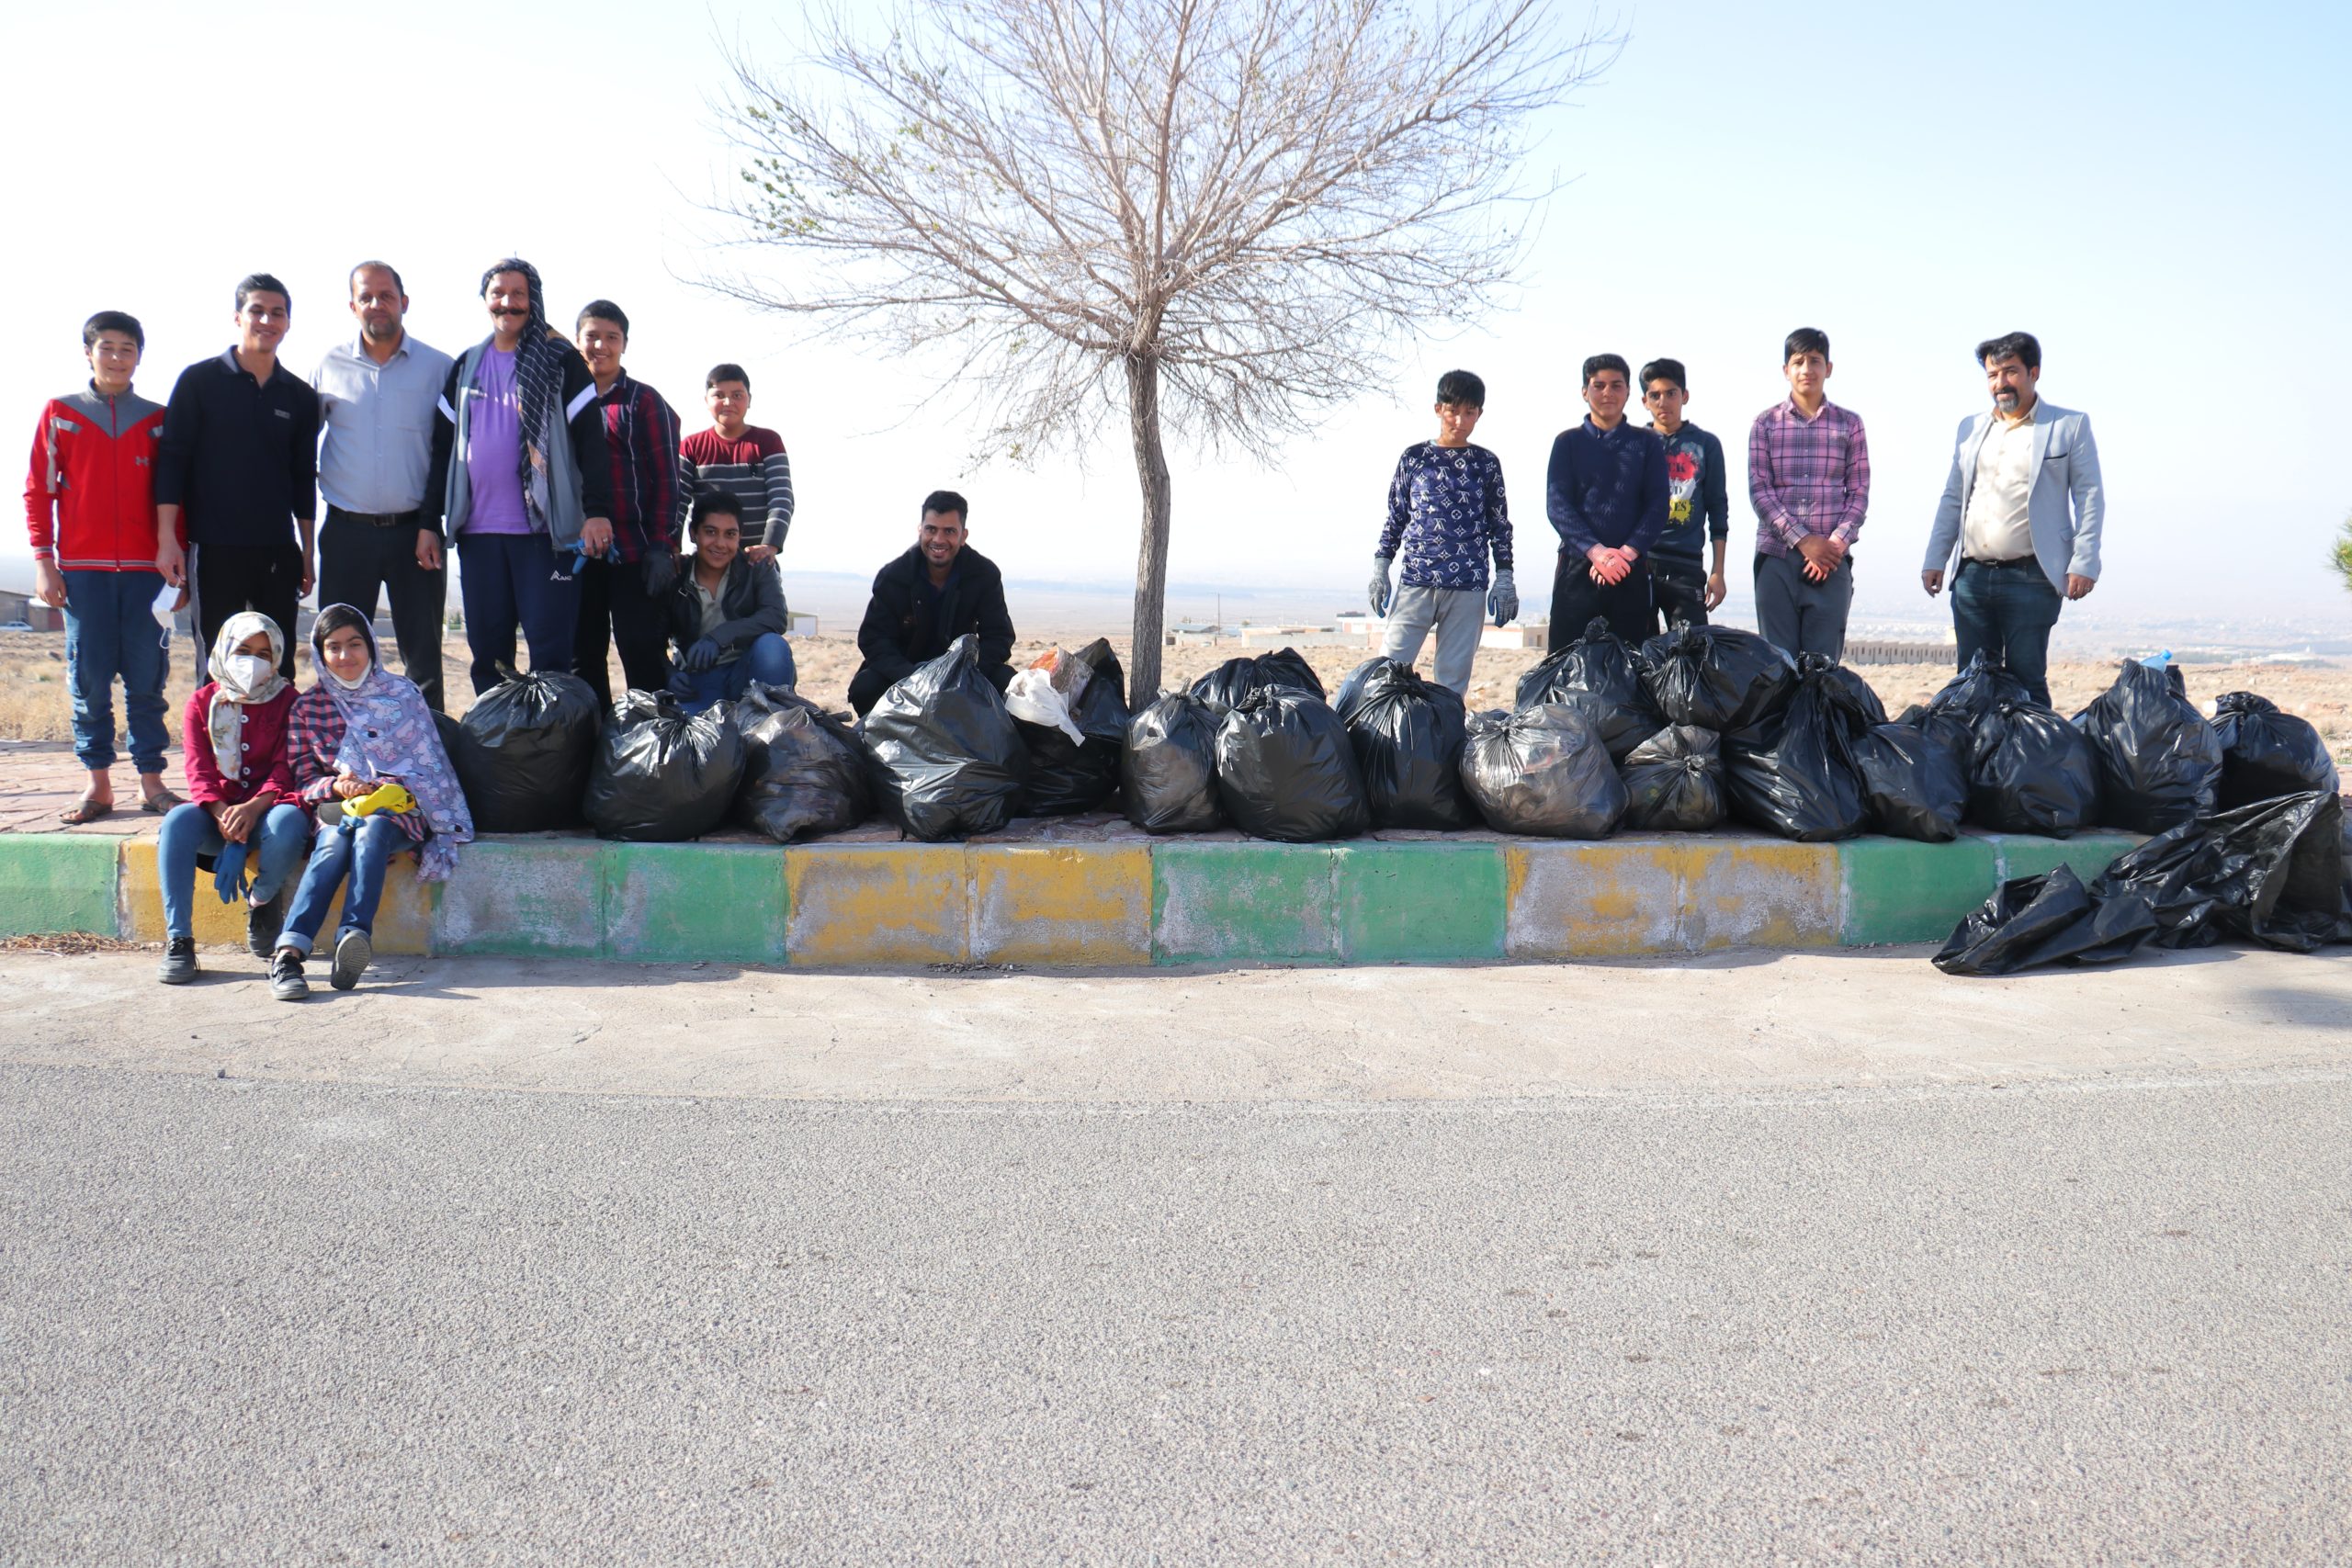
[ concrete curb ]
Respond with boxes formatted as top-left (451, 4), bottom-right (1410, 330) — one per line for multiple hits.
top-left (1, 828), bottom-right (2145, 966)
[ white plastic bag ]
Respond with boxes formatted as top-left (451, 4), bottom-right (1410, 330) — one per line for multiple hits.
top-left (1003, 647), bottom-right (1092, 744)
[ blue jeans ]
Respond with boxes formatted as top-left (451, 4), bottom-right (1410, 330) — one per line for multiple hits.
top-left (1951, 558), bottom-right (2063, 707)
top-left (281, 813), bottom-right (412, 954)
top-left (458, 531), bottom-right (580, 696)
top-left (62, 570), bottom-right (171, 773)
top-left (154, 800), bottom-right (311, 941)
top-left (668, 634), bottom-right (796, 712)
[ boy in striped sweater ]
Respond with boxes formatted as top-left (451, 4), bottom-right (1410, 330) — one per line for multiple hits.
top-left (681, 363), bottom-right (795, 564)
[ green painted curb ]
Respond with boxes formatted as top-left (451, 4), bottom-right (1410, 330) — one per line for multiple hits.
top-left (0, 834), bottom-right (121, 939)
top-left (1838, 835), bottom-right (1999, 946)
top-left (1989, 831), bottom-right (2142, 886)
top-left (1334, 841), bottom-right (1507, 963)
top-left (606, 842), bottom-right (786, 965)
top-left (1152, 840), bottom-right (1338, 964)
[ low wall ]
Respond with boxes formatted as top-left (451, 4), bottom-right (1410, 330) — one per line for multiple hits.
top-left (0, 825), bottom-right (2143, 968)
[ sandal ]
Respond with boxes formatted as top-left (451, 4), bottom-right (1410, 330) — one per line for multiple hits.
top-left (59, 796), bottom-right (114, 826)
top-left (141, 788), bottom-right (183, 814)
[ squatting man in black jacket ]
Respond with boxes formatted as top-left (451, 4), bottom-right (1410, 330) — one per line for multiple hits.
top-left (665, 492), bottom-right (792, 712)
top-left (846, 490), bottom-right (1016, 716)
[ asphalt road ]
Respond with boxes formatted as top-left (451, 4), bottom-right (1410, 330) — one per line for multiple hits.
top-left (6, 1018), bottom-right (2351, 1563)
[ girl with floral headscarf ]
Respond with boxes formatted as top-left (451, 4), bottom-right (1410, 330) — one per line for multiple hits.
top-left (273, 604), bottom-right (475, 997)
top-left (153, 612), bottom-right (311, 987)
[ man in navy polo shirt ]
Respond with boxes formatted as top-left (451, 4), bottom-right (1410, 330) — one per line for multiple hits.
top-left (155, 273), bottom-right (320, 679)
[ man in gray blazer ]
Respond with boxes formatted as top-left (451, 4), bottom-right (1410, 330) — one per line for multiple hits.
top-left (1920, 332), bottom-right (2102, 706)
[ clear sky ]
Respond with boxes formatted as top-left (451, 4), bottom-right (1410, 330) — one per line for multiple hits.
top-left (5, 0), bottom-right (2347, 642)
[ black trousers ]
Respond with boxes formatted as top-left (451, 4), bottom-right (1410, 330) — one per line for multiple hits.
top-left (572, 557), bottom-right (673, 708)
top-left (318, 508), bottom-right (448, 711)
top-left (1549, 551), bottom-right (1656, 649)
top-left (1650, 558), bottom-right (1712, 633)
top-left (191, 540), bottom-right (302, 680)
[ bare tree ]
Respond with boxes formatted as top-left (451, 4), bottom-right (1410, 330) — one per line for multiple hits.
top-left (708, 0), bottom-right (1617, 701)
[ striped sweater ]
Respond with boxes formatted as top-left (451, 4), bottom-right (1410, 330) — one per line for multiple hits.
top-left (681, 425), bottom-right (795, 552)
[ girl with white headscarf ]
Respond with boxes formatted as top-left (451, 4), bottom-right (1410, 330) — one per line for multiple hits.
top-left (154, 613), bottom-right (312, 987)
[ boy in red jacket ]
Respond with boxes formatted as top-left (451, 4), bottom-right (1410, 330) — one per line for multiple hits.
top-left (23, 311), bottom-right (181, 822)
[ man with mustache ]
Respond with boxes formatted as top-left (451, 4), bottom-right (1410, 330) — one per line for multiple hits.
top-left (1919, 331), bottom-right (2104, 707)
top-left (154, 273), bottom-right (320, 680)
top-left (423, 258), bottom-right (614, 696)
top-left (311, 261), bottom-right (456, 709)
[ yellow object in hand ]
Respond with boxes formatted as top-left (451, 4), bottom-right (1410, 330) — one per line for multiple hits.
top-left (345, 782), bottom-right (416, 818)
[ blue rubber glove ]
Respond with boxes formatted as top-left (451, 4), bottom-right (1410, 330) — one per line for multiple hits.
top-left (1368, 557), bottom-right (1394, 618)
top-left (212, 840), bottom-right (251, 904)
top-left (682, 637), bottom-right (721, 673)
top-left (1487, 568), bottom-right (1519, 627)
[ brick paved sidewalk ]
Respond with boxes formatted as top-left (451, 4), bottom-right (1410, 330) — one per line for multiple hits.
top-left (0, 741), bottom-right (172, 840)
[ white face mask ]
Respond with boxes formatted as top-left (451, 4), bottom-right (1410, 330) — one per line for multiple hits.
top-left (224, 653), bottom-right (275, 693)
top-left (323, 660), bottom-right (371, 692)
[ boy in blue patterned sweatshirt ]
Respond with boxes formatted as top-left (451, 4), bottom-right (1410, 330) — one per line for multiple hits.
top-left (1367, 369), bottom-right (1516, 695)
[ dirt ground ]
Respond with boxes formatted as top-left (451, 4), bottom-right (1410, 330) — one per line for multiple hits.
top-left (3, 626), bottom-right (2346, 764)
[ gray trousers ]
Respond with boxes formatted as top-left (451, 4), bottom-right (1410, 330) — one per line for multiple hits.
top-left (1753, 550), bottom-right (1854, 661)
top-left (1381, 584), bottom-right (1485, 694)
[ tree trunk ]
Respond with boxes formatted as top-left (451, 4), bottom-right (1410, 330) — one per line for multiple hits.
top-left (1125, 353), bottom-right (1173, 706)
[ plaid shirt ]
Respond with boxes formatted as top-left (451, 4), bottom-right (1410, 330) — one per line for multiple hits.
top-left (286, 686), bottom-right (425, 840)
top-left (1747, 398), bottom-right (1871, 558)
top-left (592, 372), bottom-right (691, 564)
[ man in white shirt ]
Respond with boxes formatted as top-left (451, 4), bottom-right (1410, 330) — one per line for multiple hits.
top-left (312, 261), bottom-right (456, 709)
top-left (1920, 332), bottom-right (2104, 706)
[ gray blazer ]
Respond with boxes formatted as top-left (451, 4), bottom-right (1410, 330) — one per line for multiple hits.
top-left (1922, 398), bottom-right (2104, 592)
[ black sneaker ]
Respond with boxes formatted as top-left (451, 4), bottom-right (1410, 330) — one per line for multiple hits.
top-left (157, 937), bottom-right (198, 985)
top-left (247, 891), bottom-right (286, 957)
top-left (330, 929), bottom-right (372, 992)
top-left (269, 949), bottom-right (309, 1002)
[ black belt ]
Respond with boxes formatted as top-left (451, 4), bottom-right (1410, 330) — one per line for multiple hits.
top-left (329, 504), bottom-right (423, 529)
top-left (1964, 555), bottom-right (2038, 570)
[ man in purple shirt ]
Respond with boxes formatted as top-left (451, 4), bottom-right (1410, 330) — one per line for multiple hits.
top-left (1747, 327), bottom-right (1870, 660)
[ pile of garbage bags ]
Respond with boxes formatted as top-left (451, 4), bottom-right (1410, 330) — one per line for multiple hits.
top-left (1936, 790), bottom-right (2351, 975)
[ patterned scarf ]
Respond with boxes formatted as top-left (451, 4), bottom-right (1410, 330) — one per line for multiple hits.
top-left (479, 255), bottom-right (574, 534)
top-left (311, 607), bottom-right (476, 882)
top-left (206, 611), bottom-right (288, 781)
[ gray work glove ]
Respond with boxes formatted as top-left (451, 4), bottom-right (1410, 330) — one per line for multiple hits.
top-left (1369, 556), bottom-right (1394, 618)
top-left (1487, 568), bottom-right (1519, 627)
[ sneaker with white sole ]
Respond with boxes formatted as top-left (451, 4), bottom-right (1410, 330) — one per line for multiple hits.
top-left (269, 948), bottom-right (309, 1002)
top-left (330, 928), bottom-right (372, 992)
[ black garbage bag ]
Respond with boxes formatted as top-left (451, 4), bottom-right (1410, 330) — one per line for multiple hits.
top-left (1214, 688), bottom-right (1368, 842)
top-left (1967, 700), bottom-right (2104, 836)
top-left (730, 684), bottom-right (871, 842)
top-left (1012, 639), bottom-right (1130, 816)
top-left (1849, 721), bottom-right (1970, 842)
top-left (2091, 790), bottom-right (2352, 953)
top-left (1189, 647), bottom-right (1326, 712)
top-left (1122, 693), bottom-right (1225, 834)
top-left (1333, 658), bottom-right (1477, 829)
top-left (1618, 725), bottom-right (1725, 832)
top-left (1926, 651), bottom-right (2035, 723)
top-left (1514, 617), bottom-right (1664, 761)
top-left (1723, 654), bottom-right (1874, 842)
top-left (1932, 865), bottom-right (2160, 976)
top-left (2072, 660), bottom-right (2223, 833)
top-left (583, 692), bottom-right (747, 842)
top-left (2211, 691), bottom-right (2340, 808)
top-left (1640, 623), bottom-right (1798, 734)
top-left (441, 665), bottom-right (601, 833)
top-left (1460, 704), bottom-right (1625, 838)
top-left (860, 634), bottom-right (1032, 841)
